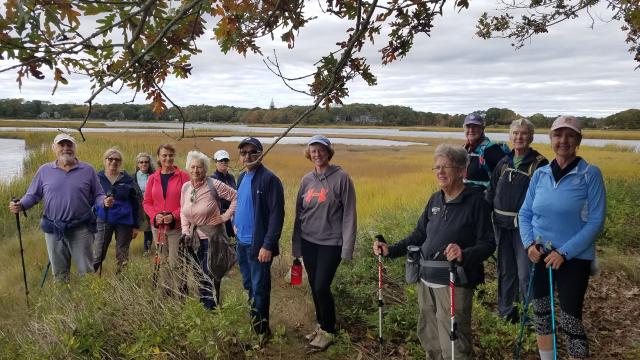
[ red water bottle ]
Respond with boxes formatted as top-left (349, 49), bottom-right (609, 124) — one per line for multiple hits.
top-left (291, 258), bottom-right (303, 286)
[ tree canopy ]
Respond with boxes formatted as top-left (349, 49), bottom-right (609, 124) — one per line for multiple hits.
top-left (1, 0), bottom-right (638, 132)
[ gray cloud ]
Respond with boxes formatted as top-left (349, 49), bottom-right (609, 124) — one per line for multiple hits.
top-left (0, 1), bottom-right (637, 117)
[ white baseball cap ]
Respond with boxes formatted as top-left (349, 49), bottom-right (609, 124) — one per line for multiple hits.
top-left (213, 150), bottom-right (230, 161)
top-left (53, 133), bottom-right (76, 144)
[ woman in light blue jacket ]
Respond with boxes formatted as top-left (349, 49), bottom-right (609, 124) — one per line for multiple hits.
top-left (519, 116), bottom-right (606, 360)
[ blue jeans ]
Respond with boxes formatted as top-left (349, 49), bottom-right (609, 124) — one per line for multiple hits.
top-left (237, 242), bottom-right (272, 334)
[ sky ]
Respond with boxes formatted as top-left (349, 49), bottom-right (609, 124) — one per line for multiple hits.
top-left (0, 0), bottom-right (638, 117)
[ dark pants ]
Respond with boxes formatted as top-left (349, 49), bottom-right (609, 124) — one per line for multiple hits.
top-left (93, 221), bottom-right (133, 273)
top-left (531, 258), bottom-right (591, 358)
top-left (496, 227), bottom-right (532, 319)
top-left (189, 239), bottom-right (221, 310)
top-left (301, 239), bottom-right (342, 334)
top-left (237, 242), bottom-right (272, 334)
top-left (143, 231), bottom-right (153, 252)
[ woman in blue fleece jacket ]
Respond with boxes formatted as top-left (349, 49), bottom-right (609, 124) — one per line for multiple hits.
top-left (519, 116), bottom-right (606, 360)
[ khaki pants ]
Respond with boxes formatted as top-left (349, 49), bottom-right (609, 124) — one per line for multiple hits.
top-left (151, 227), bottom-right (182, 294)
top-left (417, 281), bottom-right (473, 360)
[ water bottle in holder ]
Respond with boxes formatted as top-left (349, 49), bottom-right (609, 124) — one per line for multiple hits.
top-left (290, 258), bottom-right (303, 286)
top-left (405, 245), bottom-right (421, 284)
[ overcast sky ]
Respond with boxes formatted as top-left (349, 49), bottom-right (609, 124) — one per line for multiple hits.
top-left (1, 0), bottom-right (637, 117)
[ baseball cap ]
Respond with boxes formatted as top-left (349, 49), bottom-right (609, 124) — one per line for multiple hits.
top-left (213, 150), bottom-right (230, 161)
top-left (53, 133), bottom-right (76, 144)
top-left (237, 137), bottom-right (263, 152)
top-left (463, 113), bottom-right (484, 127)
top-left (307, 134), bottom-right (331, 147)
top-left (550, 115), bottom-right (582, 134)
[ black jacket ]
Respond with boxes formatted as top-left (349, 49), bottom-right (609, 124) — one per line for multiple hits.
top-left (212, 170), bottom-right (237, 237)
top-left (387, 187), bottom-right (495, 288)
top-left (486, 148), bottom-right (548, 229)
top-left (237, 164), bottom-right (285, 258)
top-left (464, 136), bottom-right (509, 190)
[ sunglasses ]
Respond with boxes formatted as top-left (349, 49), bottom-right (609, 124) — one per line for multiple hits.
top-left (106, 157), bottom-right (122, 163)
top-left (139, 160), bottom-right (150, 164)
top-left (190, 188), bottom-right (196, 203)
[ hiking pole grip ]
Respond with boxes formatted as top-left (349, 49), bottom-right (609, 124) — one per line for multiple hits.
top-left (12, 197), bottom-right (27, 217)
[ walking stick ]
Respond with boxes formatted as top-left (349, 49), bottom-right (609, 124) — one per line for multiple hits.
top-left (12, 197), bottom-right (29, 308)
top-left (540, 240), bottom-right (558, 360)
top-left (97, 192), bottom-right (113, 277)
top-left (449, 261), bottom-right (458, 360)
top-left (514, 261), bottom-right (536, 359)
top-left (375, 234), bottom-right (386, 360)
top-left (152, 224), bottom-right (168, 288)
top-left (39, 261), bottom-right (51, 288)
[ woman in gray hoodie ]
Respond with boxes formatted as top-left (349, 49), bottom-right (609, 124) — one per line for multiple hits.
top-left (292, 135), bottom-right (357, 351)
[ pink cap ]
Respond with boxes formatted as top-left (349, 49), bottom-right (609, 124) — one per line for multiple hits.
top-left (550, 115), bottom-right (582, 134)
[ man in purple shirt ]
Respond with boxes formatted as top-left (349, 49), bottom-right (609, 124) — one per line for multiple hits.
top-left (9, 133), bottom-right (110, 282)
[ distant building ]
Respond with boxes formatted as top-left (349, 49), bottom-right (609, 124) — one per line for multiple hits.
top-left (269, 98), bottom-right (275, 110)
top-left (356, 114), bottom-right (380, 124)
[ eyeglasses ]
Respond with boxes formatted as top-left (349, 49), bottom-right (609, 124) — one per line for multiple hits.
top-left (432, 165), bottom-right (459, 171)
top-left (190, 188), bottom-right (196, 203)
top-left (239, 151), bottom-right (260, 157)
top-left (139, 160), bottom-right (150, 164)
top-left (217, 159), bottom-right (230, 163)
top-left (106, 157), bottom-right (122, 163)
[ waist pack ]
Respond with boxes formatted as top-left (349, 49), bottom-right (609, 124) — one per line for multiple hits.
top-left (418, 260), bottom-right (468, 286)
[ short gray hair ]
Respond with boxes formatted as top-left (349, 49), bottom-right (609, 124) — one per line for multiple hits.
top-left (186, 150), bottom-right (210, 174)
top-left (510, 118), bottom-right (535, 136)
top-left (434, 143), bottom-right (468, 169)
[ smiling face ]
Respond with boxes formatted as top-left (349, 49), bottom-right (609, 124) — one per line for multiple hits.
top-left (433, 155), bottom-right (464, 191)
top-left (104, 153), bottom-right (122, 173)
top-left (158, 148), bottom-right (175, 170)
top-left (216, 158), bottom-right (229, 173)
top-left (239, 144), bottom-right (261, 171)
top-left (550, 127), bottom-right (581, 160)
top-left (308, 144), bottom-right (330, 170)
top-left (188, 160), bottom-right (206, 182)
top-left (464, 124), bottom-right (484, 146)
top-left (53, 140), bottom-right (76, 164)
top-left (510, 125), bottom-right (533, 153)
top-left (138, 156), bottom-right (150, 173)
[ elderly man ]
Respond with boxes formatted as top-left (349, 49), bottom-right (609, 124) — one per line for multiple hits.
top-left (9, 133), bottom-right (109, 282)
top-left (486, 118), bottom-right (548, 323)
top-left (233, 137), bottom-right (284, 337)
top-left (211, 149), bottom-right (236, 238)
top-left (462, 113), bottom-right (509, 190)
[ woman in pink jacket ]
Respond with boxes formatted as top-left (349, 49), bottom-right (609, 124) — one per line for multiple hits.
top-left (143, 144), bottom-right (190, 293)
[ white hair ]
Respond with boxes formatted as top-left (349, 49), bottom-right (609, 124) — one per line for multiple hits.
top-left (185, 150), bottom-right (210, 174)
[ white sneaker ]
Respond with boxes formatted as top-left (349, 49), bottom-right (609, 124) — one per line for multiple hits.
top-left (309, 329), bottom-right (334, 350)
top-left (305, 324), bottom-right (321, 342)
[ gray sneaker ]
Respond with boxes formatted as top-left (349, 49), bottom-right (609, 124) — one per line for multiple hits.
top-left (305, 324), bottom-right (321, 342)
top-left (309, 329), bottom-right (334, 351)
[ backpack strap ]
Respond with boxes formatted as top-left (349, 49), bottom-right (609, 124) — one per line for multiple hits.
top-left (527, 154), bottom-right (546, 177)
top-left (206, 178), bottom-right (223, 213)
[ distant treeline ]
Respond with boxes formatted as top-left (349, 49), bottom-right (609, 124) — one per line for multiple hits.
top-left (1, 98), bottom-right (638, 129)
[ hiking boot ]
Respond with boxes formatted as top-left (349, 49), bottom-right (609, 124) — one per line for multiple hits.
top-left (308, 329), bottom-right (334, 351)
top-left (305, 324), bottom-right (321, 342)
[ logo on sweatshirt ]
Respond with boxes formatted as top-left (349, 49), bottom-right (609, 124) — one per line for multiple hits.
top-left (304, 187), bottom-right (328, 205)
top-left (431, 206), bottom-right (440, 215)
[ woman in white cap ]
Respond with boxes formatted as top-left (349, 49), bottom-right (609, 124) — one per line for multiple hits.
top-left (519, 115), bottom-right (606, 360)
top-left (211, 149), bottom-right (236, 238)
top-left (292, 135), bottom-right (357, 351)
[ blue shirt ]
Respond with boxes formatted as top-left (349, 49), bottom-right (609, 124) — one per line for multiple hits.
top-left (234, 171), bottom-right (255, 245)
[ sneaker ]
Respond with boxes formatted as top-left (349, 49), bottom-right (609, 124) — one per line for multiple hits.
top-left (305, 324), bottom-right (321, 342)
top-left (308, 329), bottom-right (334, 351)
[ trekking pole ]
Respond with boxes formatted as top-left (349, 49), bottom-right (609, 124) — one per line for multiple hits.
top-left (374, 234), bottom-right (386, 360)
top-left (97, 192), bottom-right (113, 277)
top-left (12, 197), bottom-right (30, 308)
top-left (547, 251), bottom-right (558, 360)
top-left (152, 224), bottom-right (167, 288)
top-left (449, 261), bottom-right (458, 360)
top-left (514, 261), bottom-right (536, 360)
top-left (39, 261), bottom-right (51, 288)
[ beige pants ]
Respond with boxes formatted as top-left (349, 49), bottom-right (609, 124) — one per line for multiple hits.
top-left (151, 227), bottom-right (183, 294)
top-left (417, 281), bottom-right (474, 360)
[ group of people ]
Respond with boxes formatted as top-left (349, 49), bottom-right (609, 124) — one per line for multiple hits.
top-left (373, 114), bottom-right (605, 359)
top-left (9, 113), bottom-right (605, 358)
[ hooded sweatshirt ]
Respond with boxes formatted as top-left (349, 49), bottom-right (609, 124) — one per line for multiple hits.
top-left (292, 164), bottom-right (357, 260)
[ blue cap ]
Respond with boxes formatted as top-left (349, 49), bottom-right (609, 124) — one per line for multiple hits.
top-left (308, 134), bottom-right (331, 147)
top-left (238, 137), bottom-right (263, 152)
top-left (463, 113), bottom-right (484, 127)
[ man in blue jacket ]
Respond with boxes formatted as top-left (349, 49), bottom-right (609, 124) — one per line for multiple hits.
top-left (233, 137), bottom-right (285, 337)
